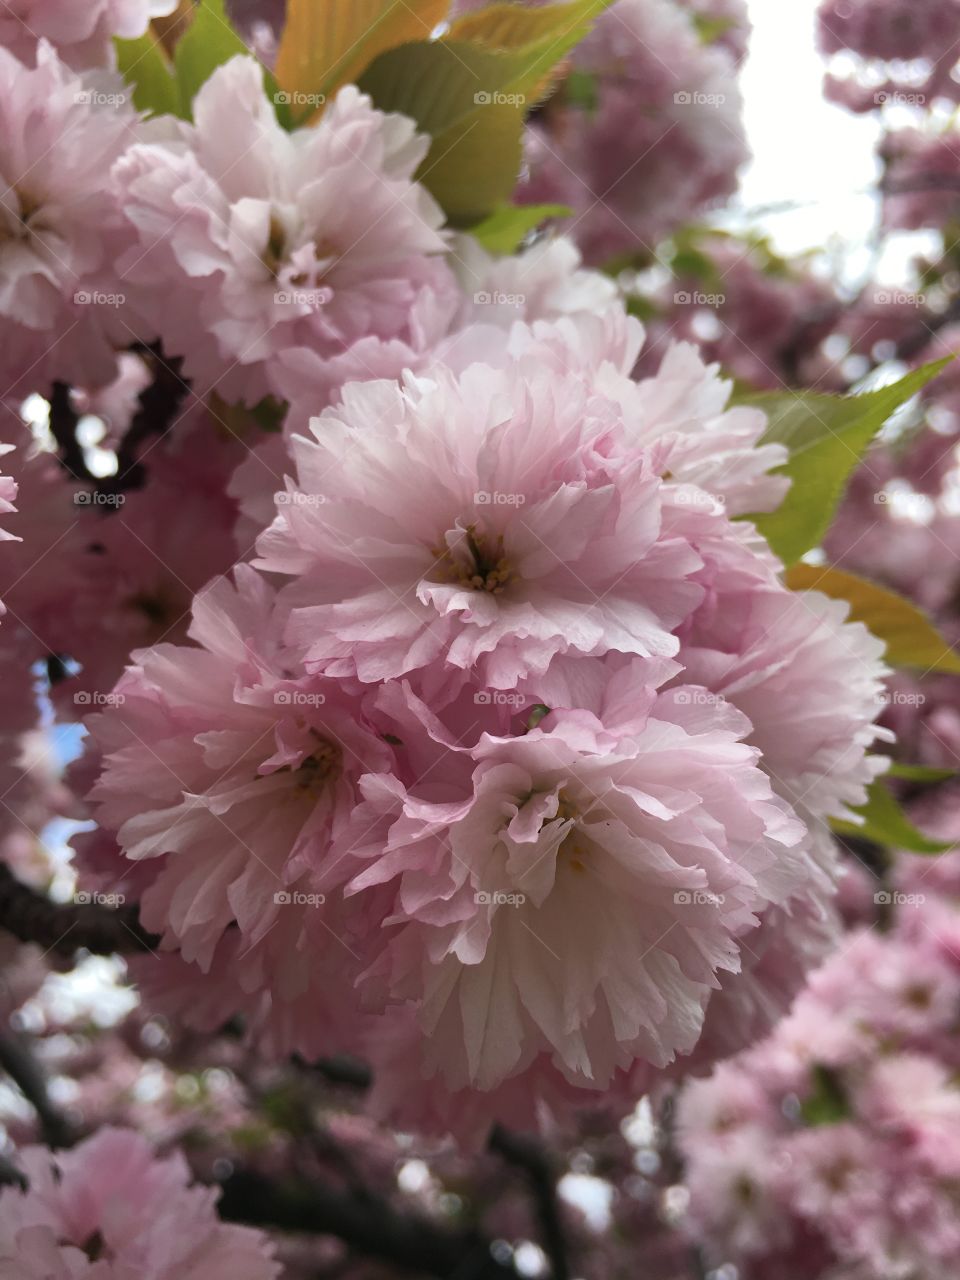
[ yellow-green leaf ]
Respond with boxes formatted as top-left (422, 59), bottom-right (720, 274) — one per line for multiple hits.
top-left (738, 359), bottom-right (950, 565)
top-left (114, 32), bottom-right (180, 117)
top-left (446, 0), bottom-right (615, 56)
top-left (173, 0), bottom-right (248, 115)
top-left (275, 0), bottom-right (447, 110)
top-left (470, 202), bottom-right (569, 253)
top-left (420, 103), bottom-right (524, 225)
top-left (832, 780), bottom-right (953, 855)
top-left (785, 564), bottom-right (960, 674)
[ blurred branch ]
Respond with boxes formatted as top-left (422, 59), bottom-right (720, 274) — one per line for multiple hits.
top-left (48, 382), bottom-right (94, 484)
top-left (217, 1168), bottom-right (525, 1278)
top-left (489, 1124), bottom-right (570, 1280)
top-left (110, 346), bottom-right (188, 493)
top-left (0, 1032), bottom-right (75, 1148)
top-left (0, 864), bottom-right (158, 957)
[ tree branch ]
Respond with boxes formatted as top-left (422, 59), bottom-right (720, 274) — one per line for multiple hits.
top-left (0, 865), bottom-right (158, 957)
top-left (217, 1168), bottom-right (524, 1279)
top-left (489, 1125), bottom-right (570, 1280)
top-left (0, 1033), bottom-right (75, 1147)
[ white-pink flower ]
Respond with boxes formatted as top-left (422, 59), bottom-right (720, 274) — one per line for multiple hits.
top-left (0, 0), bottom-right (177, 70)
top-left (337, 658), bottom-right (806, 1091)
top-left (255, 336), bottom-right (725, 689)
top-left (0, 1127), bottom-right (278, 1279)
top-left (83, 566), bottom-right (396, 1007)
top-left (115, 56), bottom-right (450, 403)
top-left (0, 42), bottom-right (139, 395)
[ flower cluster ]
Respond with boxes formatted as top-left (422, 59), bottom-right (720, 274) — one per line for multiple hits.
top-left (0, 1127), bottom-right (278, 1278)
top-left (677, 880), bottom-right (960, 1280)
top-left (517, 0), bottom-right (749, 264)
top-left (80, 297), bottom-right (890, 1133)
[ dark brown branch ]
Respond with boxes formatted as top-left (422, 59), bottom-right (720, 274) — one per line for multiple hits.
top-left (48, 382), bottom-right (95, 484)
top-left (109, 347), bottom-right (188, 493)
top-left (217, 1168), bottom-right (524, 1279)
top-left (0, 1033), bottom-right (75, 1147)
top-left (0, 864), bottom-right (158, 957)
top-left (489, 1125), bottom-right (570, 1280)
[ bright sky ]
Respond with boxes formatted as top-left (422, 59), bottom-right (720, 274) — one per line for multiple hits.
top-left (735, 0), bottom-right (936, 285)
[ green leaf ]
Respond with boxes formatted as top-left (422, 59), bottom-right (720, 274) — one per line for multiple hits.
top-left (114, 32), bottom-right (181, 117)
top-left (173, 0), bottom-right (249, 116)
top-left (800, 1064), bottom-right (849, 1127)
top-left (275, 0), bottom-right (447, 109)
top-left (564, 69), bottom-right (599, 112)
top-left (738, 359), bottom-right (951, 565)
top-left (446, 0), bottom-right (615, 63)
top-left (420, 103), bottom-right (524, 226)
top-left (832, 779), bottom-right (953, 854)
top-left (887, 763), bottom-right (957, 783)
top-left (470, 203), bottom-right (570, 254)
top-left (785, 564), bottom-right (960, 674)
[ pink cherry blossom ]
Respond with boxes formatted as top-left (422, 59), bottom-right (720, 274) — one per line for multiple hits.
top-left (0, 1127), bottom-right (278, 1279)
top-left (115, 56), bottom-right (451, 404)
top-left (0, 42), bottom-right (139, 398)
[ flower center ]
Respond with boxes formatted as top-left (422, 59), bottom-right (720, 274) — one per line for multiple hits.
top-left (295, 735), bottom-right (342, 792)
top-left (430, 524), bottom-right (513, 594)
top-left (550, 789), bottom-right (589, 872)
